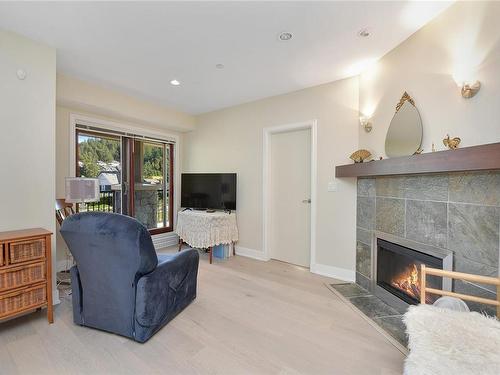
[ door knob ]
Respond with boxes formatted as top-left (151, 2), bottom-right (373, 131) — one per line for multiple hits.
top-left (302, 199), bottom-right (311, 203)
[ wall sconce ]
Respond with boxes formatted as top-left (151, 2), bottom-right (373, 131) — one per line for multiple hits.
top-left (461, 81), bottom-right (481, 99)
top-left (359, 116), bottom-right (372, 133)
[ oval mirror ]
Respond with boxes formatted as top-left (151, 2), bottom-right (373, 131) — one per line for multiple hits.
top-left (385, 92), bottom-right (422, 158)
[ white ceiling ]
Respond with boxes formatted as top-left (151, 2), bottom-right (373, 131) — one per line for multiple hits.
top-left (0, 1), bottom-right (452, 114)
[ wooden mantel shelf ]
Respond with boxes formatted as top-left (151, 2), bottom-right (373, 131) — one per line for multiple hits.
top-left (335, 142), bottom-right (500, 178)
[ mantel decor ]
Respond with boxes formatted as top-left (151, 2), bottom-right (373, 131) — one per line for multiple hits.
top-left (385, 92), bottom-right (423, 158)
top-left (443, 134), bottom-right (461, 150)
top-left (349, 149), bottom-right (372, 163)
top-left (336, 142), bottom-right (500, 178)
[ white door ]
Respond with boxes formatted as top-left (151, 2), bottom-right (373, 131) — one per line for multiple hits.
top-left (269, 128), bottom-right (311, 268)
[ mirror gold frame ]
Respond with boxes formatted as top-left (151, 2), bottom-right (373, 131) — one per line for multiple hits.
top-left (385, 92), bottom-right (423, 158)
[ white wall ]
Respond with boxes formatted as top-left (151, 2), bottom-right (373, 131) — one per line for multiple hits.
top-left (184, 78), bottom-right (359, 279)
top-left (0, 30), bottom-right (56, 290)
top-left (359, 1), bottom-right (500, 157)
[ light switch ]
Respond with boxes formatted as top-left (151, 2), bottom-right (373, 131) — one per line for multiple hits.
top-left (327, 181), bottom-right (338, 192)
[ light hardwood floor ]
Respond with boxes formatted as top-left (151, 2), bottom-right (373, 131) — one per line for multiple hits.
top-left (0, 248), bottom-right (405, 375)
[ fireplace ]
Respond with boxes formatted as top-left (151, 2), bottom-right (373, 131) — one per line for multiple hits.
top-left (374, 235), bottom-right (453, 309)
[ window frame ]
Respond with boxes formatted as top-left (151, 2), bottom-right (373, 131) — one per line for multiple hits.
top-left (148, 143), bottom-right (174, 235)
top-left (75, 127), bottom-right (174, 234)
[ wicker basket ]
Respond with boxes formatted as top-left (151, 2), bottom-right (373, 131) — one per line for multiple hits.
top-left (0, 283), bottom-right (46, 318)
top-left (9, 239), bottom-right (45, 264)
top-left (0, 262), bottom-right (46, 292)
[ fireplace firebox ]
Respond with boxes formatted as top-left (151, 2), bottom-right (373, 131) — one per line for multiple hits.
top-left (374, 235), bottom-right (453, 310)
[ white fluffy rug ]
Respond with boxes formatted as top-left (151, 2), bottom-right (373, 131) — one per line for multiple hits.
top-left (403, 304), bottom-right (500, 375)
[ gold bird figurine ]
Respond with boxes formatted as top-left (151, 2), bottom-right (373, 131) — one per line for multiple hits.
top-left (443, 134), bottom-right (461, 150)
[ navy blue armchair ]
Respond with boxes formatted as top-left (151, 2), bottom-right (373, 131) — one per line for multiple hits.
top-left (60, 212), bottom-right (199, 343)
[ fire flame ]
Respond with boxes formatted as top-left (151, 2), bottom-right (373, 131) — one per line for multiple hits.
top-left (390, 264), bottom-right (432, 304)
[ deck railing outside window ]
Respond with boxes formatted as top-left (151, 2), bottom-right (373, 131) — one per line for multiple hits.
top-left (82, 188), bottom-right (116, 213)
top-left (80, 187), bottom-right (166, 228)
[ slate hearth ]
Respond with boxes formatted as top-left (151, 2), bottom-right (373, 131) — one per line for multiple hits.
top-left (356, 171), bottom-right (500, 317)
top-left (330, 283), bottom-right (408, 347)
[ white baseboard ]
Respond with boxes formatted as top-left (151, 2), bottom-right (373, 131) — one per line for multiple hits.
top-left (235, 246), bottom-right (269, 261)
top-left (53, 289), bottom-right (61, 305)
top-left (56, 259), bottom-right (73, 272)
top-left (152, 232), bottom-right (179, 249)
top-left (310, 263), bottom-right (355, 282)
top-left (234, 249), bottom-right (354, 283)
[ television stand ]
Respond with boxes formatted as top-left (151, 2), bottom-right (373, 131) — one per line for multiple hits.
top-left (176, 210), bottom-right (239, 264)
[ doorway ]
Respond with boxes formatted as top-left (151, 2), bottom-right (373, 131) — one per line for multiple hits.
top-left (263, 120), bottom-right (317, 269)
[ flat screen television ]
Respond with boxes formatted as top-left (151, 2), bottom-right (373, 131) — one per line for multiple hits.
top-left (181, 173), bottom-right (236, 210)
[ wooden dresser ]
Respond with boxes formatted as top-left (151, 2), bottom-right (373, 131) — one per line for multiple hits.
top-left (0, 228), bottom-right (53, 323)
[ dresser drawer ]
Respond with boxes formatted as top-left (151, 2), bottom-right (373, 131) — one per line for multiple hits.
top-left (8, 238), bottom-right (46, 264)
top-left (0, 283), bottom-right (46, 319)
top-left (0, 262), bottom-right (46, 292)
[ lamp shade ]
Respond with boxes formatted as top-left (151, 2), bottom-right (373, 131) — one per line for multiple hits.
top-left (65, 178), bottom-right (100, 203)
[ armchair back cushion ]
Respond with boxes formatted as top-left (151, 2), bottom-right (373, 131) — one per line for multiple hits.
top-left (60, 212), bottom-right (158, 337)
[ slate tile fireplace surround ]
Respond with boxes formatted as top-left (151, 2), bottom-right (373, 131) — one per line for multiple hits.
top-left (356, 171), bottom-right (500, 316)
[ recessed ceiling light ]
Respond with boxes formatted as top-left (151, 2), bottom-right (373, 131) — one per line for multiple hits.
top-left (215, 63), bottom-right (224, 69)
top-left (278, 31), bottom-right (293, 41)
top-left (358, 28), bottom-right (370, 38)
top-left (170, 79), bottom-right (180, 86)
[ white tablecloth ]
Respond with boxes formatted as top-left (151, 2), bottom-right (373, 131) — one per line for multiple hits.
top-left (176, 210), bottom-right (238, 249)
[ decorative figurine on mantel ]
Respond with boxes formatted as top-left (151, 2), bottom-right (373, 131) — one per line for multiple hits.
top-left (349, 149), bottom-right (371, 163)
top-left (443, 134), bottom-right (461, 150)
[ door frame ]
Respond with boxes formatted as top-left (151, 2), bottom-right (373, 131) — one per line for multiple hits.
top-left (262, 120), bottom-right (317, 269)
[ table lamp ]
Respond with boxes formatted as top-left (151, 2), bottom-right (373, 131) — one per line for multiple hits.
top-left (65, 177), bottom-right (100, 206)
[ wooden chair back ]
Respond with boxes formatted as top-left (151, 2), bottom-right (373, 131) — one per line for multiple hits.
top-left (420, 265), bottom-right (500, 318)
top-left (55, 199), bottom-right (75, 226)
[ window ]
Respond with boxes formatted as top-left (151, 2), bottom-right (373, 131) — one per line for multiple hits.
top-left (132, 140), bottom-right (173, 232)
top-left (76, 128), bottom-right (174, 233)
top-left (76, 131), bottom-right (122, 214)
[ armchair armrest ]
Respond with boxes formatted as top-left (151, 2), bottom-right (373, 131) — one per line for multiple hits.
top-left (135, 249), bottom-right (199, 331)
